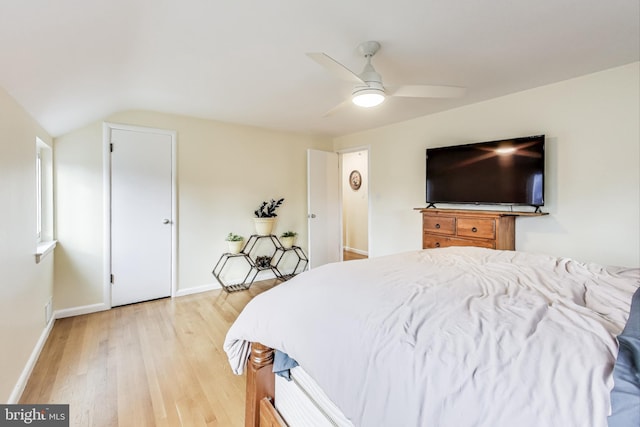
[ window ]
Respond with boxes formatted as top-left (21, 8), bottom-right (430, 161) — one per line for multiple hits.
top-left (36, 146), bottom-right (42, 241)
top-left (35, 137), bottom-right (55, 262)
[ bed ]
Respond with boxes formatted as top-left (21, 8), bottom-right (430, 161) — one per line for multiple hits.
top-left (224, 247), bottom-right (640, 427)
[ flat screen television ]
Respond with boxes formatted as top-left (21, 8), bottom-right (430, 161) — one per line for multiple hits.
top-left (426, 135), bottom-right (545, 208)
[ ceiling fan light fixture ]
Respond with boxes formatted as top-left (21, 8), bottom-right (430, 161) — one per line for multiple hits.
top-left (352, 87), bottom-right (386, 108)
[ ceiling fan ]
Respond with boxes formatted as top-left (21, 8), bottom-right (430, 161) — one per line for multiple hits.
top-left (307, 41), bottom-right (466, 116)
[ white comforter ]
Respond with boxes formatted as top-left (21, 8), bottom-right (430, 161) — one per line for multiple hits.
top-left (224, 247), bottom-right (640, 427)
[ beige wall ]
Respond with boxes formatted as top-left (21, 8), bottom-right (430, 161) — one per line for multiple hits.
top-left (53, 121), bottom-right (104, 310)
top-left (54, 110), bottom-right (332, 310)
top-left (0, 87), bottom-right (54, 402)
top-left (334, 62), bottom-right (640, 268)
top-left (341, 150), bottom-right (368, 254)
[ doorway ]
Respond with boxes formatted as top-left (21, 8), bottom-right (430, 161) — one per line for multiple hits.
top-left (306, 148), bottom-right (369, 268)
top-left (340, 149), bottom-right (369, 260)
top-left (104, 123), bottom-right (177, 307)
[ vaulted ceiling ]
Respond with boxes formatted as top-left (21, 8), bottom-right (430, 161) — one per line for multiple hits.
top-left (1, 0), bottom-right (638, 137)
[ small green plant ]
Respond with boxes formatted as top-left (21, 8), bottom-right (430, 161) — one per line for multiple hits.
top-left (280, 231), bottom-right (297, 238)
top-left (254, 198), bottom-right (284, 218)
top-left (225, 233), bottom-right (243, 242)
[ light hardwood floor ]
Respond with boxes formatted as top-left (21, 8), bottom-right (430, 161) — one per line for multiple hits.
top-left (20, 280), bottom-right (278, 427)
top-left (343, 250), bottom-right (367, 261)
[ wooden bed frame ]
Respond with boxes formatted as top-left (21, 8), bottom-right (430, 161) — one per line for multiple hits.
top-left (245, 342), bottom-right (278, 427)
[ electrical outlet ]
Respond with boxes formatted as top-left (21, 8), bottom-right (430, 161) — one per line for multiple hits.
top-left (44, 298), bottom-right (53, 324)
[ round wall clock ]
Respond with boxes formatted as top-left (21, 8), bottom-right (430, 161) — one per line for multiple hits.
top-left (349, 170), bottom-right (362, 191)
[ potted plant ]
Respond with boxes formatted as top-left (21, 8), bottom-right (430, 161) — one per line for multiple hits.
top-left (280, 231), bottom-right (297, 249)
top-left (253, 198), bottom-right (284, 235)
top-left (225, 233), bottom-right (244, 254)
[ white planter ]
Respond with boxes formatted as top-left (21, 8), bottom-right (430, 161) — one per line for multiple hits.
top-left (227, 240), bottom-right (244, 254)
top-left (280, 236), bottom-right (296, 249)
top-left (254, 217), bottom-right (276, 235)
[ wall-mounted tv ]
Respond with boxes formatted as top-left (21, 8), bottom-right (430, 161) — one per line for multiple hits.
top-left (426, 135), bottom-right (545, 208)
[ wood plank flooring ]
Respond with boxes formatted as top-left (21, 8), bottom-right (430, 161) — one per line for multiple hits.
top-left (343, 250), bottom-right (367, 261)
top-left (20, 280), bottom-right (278, 427)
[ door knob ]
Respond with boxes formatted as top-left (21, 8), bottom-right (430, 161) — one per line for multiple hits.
top-left (162, 219), bottom-right (171, 224)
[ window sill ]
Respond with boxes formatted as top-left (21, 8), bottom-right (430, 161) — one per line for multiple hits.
top-left (35, 240), bottom-right (57, 264)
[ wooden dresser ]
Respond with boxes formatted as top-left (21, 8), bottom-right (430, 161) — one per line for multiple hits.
top-left (416, 208), bottom-right (545, 250)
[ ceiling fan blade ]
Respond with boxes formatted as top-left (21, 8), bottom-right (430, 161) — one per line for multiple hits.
top-left (306, 52), bottom-right (365, 84)
top-left (322, 99), bottom-right (353, 117)
top-left (390, 85), bottom-right (466, 98)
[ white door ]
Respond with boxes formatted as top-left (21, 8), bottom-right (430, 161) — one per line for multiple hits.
top-left (307, 149), bottom-right (341, 269)
top-left (110, 127), bottom-right (173, 306)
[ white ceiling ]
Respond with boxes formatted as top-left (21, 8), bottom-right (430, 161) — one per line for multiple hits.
top-left (1, 0), bottom-right (638, 137)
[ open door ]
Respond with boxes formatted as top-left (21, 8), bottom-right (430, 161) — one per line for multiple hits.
top-left (307, 149), bottom-right (341, 269)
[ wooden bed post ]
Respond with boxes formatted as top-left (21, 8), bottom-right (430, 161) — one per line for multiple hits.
top-left (245, 342), bottom-right (275, 427)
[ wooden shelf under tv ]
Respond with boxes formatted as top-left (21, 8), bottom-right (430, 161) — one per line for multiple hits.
top-left (415, 208), bottom-right (547, 251)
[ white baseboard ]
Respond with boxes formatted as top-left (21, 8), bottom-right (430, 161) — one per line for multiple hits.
top-left (175, 283), bottom-right (220, 297)
top-left (344, 246), bottom-right (368, 256)
top-left (175, 271), bottom-right (277, 296)
top-left (8, 303), bottom-right (107, 403)
top-left (54, 302), bottom-right (109, 319)
top-left (8, 317), bottom-right (55, 404)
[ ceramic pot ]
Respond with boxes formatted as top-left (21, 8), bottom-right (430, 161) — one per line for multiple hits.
top-left (253, 217), bottom-right (276, 235)
top-left (227, 240), bottom-right (244, 254)
top-left (280, 236), bottom-right (296, 249)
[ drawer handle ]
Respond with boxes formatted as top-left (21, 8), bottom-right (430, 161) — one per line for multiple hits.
top-left (471, 227), bottom-right (478, 232)
top-left (435, 224), bottom-right (441, 229)
top-left (435, 242), bottom-right (441, 248)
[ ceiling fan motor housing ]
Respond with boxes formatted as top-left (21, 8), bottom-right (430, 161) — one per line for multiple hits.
top-left (353, 57), bottom-right (385, 106)
top-left (352, 80), bottom-right (384, 95)
top-left (358, 64), bottom-right (383, 87)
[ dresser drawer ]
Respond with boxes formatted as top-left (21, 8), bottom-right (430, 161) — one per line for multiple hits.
top-left (423, 234), bottom-right (495, 249)
top-left (418, 208), bottom-right (530, 251)
top-left (423, 215), bottom-right (455, 235)
top-left (456, 218), bottom-right (496, 239)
